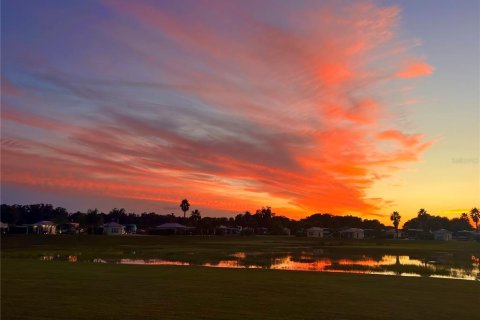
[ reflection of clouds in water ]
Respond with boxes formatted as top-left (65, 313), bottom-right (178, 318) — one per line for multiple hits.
top-left (271, 256), bottom-right (332, 271)
top-left (118, 259), bottom-right (189, 266)
top-left (40, 252), bottom-right (479, 281)
top-left (229, 252), bottom-right (246, 259)
top-left (203, 261), bottom-right (261, 269)
top-left (203, 253), bottom-right (480, 280)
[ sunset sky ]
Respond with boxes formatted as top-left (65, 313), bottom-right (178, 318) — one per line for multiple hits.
top-left (1, 0), bottom-right (478, 224)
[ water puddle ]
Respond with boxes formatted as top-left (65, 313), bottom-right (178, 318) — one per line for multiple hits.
top-left (40, 252), bottom-right (480, 281)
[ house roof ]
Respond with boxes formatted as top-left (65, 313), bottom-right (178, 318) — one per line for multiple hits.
top-left (433, 229), bottom-right (452, 234)
top-left (33, 220), bottom-right (56, 226)
top-left (104, 222), bottom-right (124, 228)
top-left (307, 227), bottom-right (324, 231)
top-left (385, 229), bottom-right (402, 233)
top-left (340, 228), bottom-right (364, 233)
top-left (155, 223), bottom-right (187, 229)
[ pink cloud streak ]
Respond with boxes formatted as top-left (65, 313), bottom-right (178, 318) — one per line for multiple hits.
top-left (1, 1), bottom-right (434, 219)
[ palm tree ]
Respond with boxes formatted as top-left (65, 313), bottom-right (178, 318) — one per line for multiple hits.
top-left (470, 207), bottom-right (480, 232)
top-left (180, 199), bottom-right (190, 219)
top-left (460, 212), bottom-right (469, 221)
top-left (390, 211), bottom-right (401, 239)
top-left (417, 208), bottom-right (429, 231)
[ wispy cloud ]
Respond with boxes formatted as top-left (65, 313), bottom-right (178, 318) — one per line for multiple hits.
top-left (396, 59), bottom-right (434, 78)
top-left (1, 0), bottom-right (433, 217)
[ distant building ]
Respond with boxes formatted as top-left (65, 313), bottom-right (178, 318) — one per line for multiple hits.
top-left (58, 222), bottom-right (80, 234)
top-left (103, 222), bottom-right (126, 235)
top-left (216, 225), bottom-right (241, 235)
top-left (433, 229), bottom-right (452, 241)
top-left (340, 228), bottom-right (364, 239)
top-left (385, 229), bottom-right (403, 239)
top-left (454, 230), bottom-right (475, 241)
top-left (151, 223), bottom-right (188, 235)
top-left (32, 221), bottom-right (57, 234)
top-left (125, 224), bottom-right (137, 234)
top-left (363, 229), bottom-right (377, 239)
top-left (283, 227), bottom-right (291, 236)
top-left (306, 227), bottom-right (325, 238)
top-left (0, 222), bottom-right (9, 234)
top-left (404, 229), bottom-right (424, 239)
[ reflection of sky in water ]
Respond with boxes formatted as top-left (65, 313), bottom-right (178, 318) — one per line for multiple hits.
top-left (118, 259), bottom-right (189, 266)
top-left (41, 253), bottom-right (480, 281)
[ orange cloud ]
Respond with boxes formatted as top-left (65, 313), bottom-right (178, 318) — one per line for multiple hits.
top-left (396, 60), bottom-right (434, 78)
top-left (1, 1), bottom-right (434, 219)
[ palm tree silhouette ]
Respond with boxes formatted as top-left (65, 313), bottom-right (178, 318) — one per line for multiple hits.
top-left (417, 208), bottom-right (429, 231)
top-left (390, 211), bottom-right (401, 239)
top-left (180, 199), bottom-right (190, 219)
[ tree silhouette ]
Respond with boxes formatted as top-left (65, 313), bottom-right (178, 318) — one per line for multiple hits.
top-left (390, 211), bottom-right (401, 238)
top-left (417, 208), bottom-right (429, 231)
top-left (470, 207), bottom-right (479, 232)
top-left (108, 208), bottom-right (126, 223)
top-left (180, 199), bottom-right (190, 219)
top-left (86, 208), bottom-right (103, 227)
top-left (450, 214), bottom-right (472, 232)
top-left (190, 209), bottom-right (201, 224)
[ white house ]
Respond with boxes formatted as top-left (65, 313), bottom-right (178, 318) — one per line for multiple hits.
top-left (340, 228), bottom-right (365, 239)
top-left (306, 227), bottom-right (325, 238)
top-left (103, 222), bottom-right (126, 235)
top-left (32, 221), bottom-right (57, 234)
top-left (433, 229), bottom-right (452, 241)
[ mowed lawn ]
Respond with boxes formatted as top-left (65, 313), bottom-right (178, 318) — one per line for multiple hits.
top-left (2, 236), bottom-right (480, 319)
top-left (2, 259), bottom-right (479, 320)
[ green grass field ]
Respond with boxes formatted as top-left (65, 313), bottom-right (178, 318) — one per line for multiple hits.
top-left (2, 235), bottom-right (480, 319)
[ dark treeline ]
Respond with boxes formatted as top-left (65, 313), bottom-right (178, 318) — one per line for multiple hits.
top-left (403, 208), bottom-right (474, 233)
top-left (0, 203), bottom-right (476, 234)
top-left (0, 204), bottom-right (385, 233)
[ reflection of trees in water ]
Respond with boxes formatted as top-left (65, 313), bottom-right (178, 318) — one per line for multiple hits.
top-left (229, 251), bottom-right (478, 279)
top-left (40, 247), bottom-right (480, 280)
top-left (394, 255), bottom-right (401, 275)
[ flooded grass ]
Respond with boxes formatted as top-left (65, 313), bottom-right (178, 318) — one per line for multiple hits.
top-left (36, 251), bottom-right (479, 280)
top-left (3, 235), bottom-right (479, 280)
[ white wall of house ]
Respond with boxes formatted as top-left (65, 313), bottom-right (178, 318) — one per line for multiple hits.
top-left (33, 221), bottom-right (57, 234)
top-left (307, 228), bottom-right (324, 238)
top-left (434, 231), bottom-right (452, 241)
top-left (104, 223), bottom-right (126, 235)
